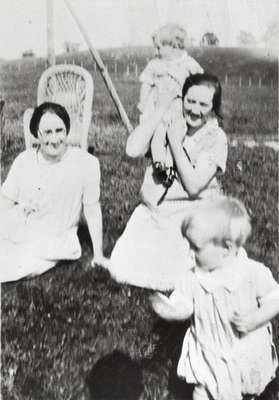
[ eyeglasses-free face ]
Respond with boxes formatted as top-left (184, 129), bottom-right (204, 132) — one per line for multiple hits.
top-left (183, 85), bottom-right (215, 129)
top-left (38, 112), bottom-right (68, 161)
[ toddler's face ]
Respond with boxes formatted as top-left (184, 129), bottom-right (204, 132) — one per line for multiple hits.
top-left (154, 43), bottom-right (179, 60)
top-left (185, 223), bottom-right (226, 272)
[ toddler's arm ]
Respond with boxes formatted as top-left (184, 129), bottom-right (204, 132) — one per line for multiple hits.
top-left (150, 291), bottom-right (193, 321)
top-left (232, 289), bottom-right (279, 334)
top-left (138, 82), bottom-right (153, 113)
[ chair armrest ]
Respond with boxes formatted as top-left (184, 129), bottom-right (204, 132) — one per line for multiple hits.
top-left (23, 108), bottom-right (38, 148)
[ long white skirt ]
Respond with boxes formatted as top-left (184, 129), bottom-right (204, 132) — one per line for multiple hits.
top-left (0, 208), bottom-right (81, 283)
top-left (110, 203), bottom-right (195, 291)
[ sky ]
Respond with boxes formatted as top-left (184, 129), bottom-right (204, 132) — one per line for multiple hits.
top-left (0, 0), bottom-right (278, 60)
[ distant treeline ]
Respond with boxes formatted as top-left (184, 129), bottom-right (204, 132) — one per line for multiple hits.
top-left (0, 47), bottom-right (277, 88)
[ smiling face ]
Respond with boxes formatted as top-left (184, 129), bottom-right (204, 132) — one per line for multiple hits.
top-left (38, 112), bottom-right (68, 161)
top-left (183, 84), bottom-right (215, 130)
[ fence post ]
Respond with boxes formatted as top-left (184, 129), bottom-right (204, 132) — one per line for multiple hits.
top-left (239, 76), bottom-right (242, 88)
top-left (134, 62), bottom-right (138, 77)
top-left (225, 74), bottom-right (228, 85)
top-left (126, 63), bottom-right (130, 77)
top-left (258, 77), bottom-right (262, 88)
top-left (248, 76), bottom-right (252, 87)
top-left (114, 61), bottom-right (117, 74)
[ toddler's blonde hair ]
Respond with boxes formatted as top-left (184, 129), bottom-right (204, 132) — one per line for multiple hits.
top-left (152, 24), bottom-right (188, 50)
top-left (181, 196), bottom-right (252, 248)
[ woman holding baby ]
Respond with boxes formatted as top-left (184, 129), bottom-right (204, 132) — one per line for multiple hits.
top-left (109, 69), bottom-right (228, 291)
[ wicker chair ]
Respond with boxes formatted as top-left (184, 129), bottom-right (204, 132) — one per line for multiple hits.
top-left (23, 64), bottom-right (94, 150)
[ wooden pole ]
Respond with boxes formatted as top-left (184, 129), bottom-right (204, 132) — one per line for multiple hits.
top-left (0, 100), bottom-right (4, 185)
top-left (46, 0), bottom-right (55, 67)
top-left (64, 0), bottom-right (133, 134)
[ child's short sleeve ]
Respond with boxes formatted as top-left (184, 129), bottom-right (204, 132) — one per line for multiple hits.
top-left (168, 272), bottom-right (195, 318)
top-left (139, 59), bottom-right (164, 85)
top-left (139, 60), bottom-right (157, 85)
top-left (82, 154), bottom-right (101, 206)
top-left (253, 262), bottom-right (279, 304)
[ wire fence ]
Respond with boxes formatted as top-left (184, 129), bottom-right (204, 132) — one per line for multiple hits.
top-left (0, 54), bottom-right (277, 89)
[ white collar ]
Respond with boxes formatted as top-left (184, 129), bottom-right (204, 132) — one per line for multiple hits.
top-left (194, 248), bottom-right (249, 293)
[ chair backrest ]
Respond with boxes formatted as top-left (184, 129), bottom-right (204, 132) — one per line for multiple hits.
top-left (24, 64), bottom-right (94, 150)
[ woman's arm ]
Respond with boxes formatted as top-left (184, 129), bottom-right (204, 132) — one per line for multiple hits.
top-left (126, 106), bottom-right (169, 158)
top-left (168, 134), bottom-right (218, 198)
top-left (0, 191), bottom-right (14, 218)
top-left (83, 201), bottom-right (110, 269)
top-left (126, 91), bottom-right (176, 158)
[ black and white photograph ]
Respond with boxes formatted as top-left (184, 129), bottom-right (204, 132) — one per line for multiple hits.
top-left (0, 0), bottom-right (278, 398)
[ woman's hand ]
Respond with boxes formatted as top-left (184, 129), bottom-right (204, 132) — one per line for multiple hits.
top-left (167, 107), bottom-right (187, 144)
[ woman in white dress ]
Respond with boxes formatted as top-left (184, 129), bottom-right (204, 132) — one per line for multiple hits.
top-left (0, 102), bottom-right (108, 282)
top-left (109, 73), bottom-right (228, 290)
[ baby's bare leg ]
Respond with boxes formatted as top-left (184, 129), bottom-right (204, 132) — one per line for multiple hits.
top-left (151, 122), bottom-right (167, 165)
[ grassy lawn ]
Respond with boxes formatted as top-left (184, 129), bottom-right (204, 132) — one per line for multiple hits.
top-left (1, 50), bottom-right (278, 399)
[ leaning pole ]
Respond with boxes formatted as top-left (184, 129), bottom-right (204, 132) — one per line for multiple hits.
top-left (0, 100), bottom-right (4, 185)
top-left (64, 0), bottom-right (133, 135)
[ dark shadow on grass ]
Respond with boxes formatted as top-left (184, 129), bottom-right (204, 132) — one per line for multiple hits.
top-left (140, 317), bottom-right (194, 399)
top-left (257, 368), bottom-right (279, 400)
top-left (86, 350), bottom-right (143, 400)
top-left (78, 220), bottom-right (93, 251)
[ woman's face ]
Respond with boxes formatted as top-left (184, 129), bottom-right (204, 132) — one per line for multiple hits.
top-left (183, 84), bottom-right (215, 129)
top-left (38, 112), bottom-right (67, 161)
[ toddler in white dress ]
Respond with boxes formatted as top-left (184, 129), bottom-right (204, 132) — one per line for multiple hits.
top-left (151, 196), bottom-right (279, 400)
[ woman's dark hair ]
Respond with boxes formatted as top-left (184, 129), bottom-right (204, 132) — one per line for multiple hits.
top-left (29, 102), bottom-right (70, 137)
top-left (182, 72), bottom-right (222, 119)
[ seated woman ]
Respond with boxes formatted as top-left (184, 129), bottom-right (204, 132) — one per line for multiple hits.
top-left (0, 102), bottom-right (108, 282)
top-left (109, 73), bottom-right (228, 291)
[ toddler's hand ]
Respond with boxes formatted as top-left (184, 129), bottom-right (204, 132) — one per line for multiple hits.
top-left (150, 292), bottom-right (171, 316)
top-left (231, 311), bottom-right (259, 334)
